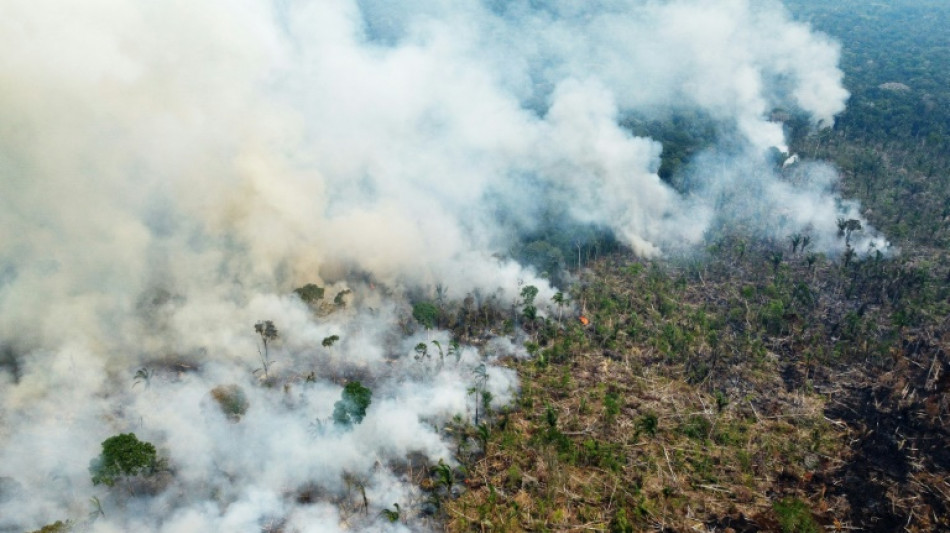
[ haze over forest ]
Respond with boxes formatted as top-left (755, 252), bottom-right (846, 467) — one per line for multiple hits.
top-left (1, 1), bottom-right (947, 532)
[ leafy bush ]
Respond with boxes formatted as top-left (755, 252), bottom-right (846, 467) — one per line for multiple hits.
top-left (89, 433), bottom-right (158, 487)
top-left (579, 439), bottom-right (624, 471)
top-left (679, 415), bottom-right (712, 441)
top-left (333, 381), bottom-right (373, 427)
top-left (637, 412), bottom-right (659, 437)
top-left (412, 302), bottom-right (439, 329)
top-left (293, 283), bottom-right (325, 304)
top-left (603, 389), bottom-right (621, 423)
top-left (211, 384), bottom-right (249, 421)
top-left (773, 497), bottom-right (819, 533)
top-left (610, 508), bottom-right (634, 533)
top-left (506, 465), bottom-right (522, 490)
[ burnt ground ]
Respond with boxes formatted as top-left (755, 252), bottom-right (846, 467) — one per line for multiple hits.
top-left (824, 351), bottom-right (950, 532)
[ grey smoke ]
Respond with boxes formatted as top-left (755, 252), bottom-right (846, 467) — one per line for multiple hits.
top-left (0, 0), bottom-right (883, 531)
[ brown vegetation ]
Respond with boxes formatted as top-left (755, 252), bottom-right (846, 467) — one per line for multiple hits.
top-left (442, 244), bottom-right (949, 532)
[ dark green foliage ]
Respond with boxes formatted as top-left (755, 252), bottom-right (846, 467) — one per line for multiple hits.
top-left (470, 363), bottom-right (490, 425)
top-left (679, 415), bottom-right (712, 441)
top-left (761, 299), bottom-right (789, 335)
top-left (254, 320), bottom-right (278, 342)
top-left (603, 389), bottom-right (621, 422)
top-left (610, 508), bottom-right (635, 533)
top-left (836, 218), bottom-right (863, 246)
top-left (89, 433), bottom-right (158, 487)
top-left (321, 334), bottom-right (340, 348)
top-left (434, 459), bottom-right (454, 490)
top-left (481, 390), bottom-right (494, 417)
top-left (620, 109), bottom-right (720, 188)
top-left (509, 214), bottom-right (621, 280)
top-left (333, 289), bottom-right (351, 306)
top-left (476, 423), bottom-right (491, 451)
top-left (505, 464), bottom-right (522, 490)
top-left (773, 498), bottom-right (820, 533)
top-left (412, 301), bottom-right (439, 329)
top-left (332, 381), bottom-right (372, 427)
top-left (545, 404), bottom-right (558, 428)
top-left (783, 1), bottom-right (950, 248)
top-left (637, 412), bottom-right (659, 437)
top-left (515, 240), bottom-right (566, 281)
top-left (294, 283), bottom-right (325, 304)
top-left (522, 304), bottom-right (537, 322)
top-left (714, 391), bottom-right (728, 412)
top-left (414, 342), bottom-right (428, 361)
top-left (380, 503), bottom-right (400, 523)
top-left (541, 426), bottom-right (574, 458)
top-left (520, 285), bottom-right (539, 306)
top-left (786, 1), bottom-right (950, 154)
top-left (579, 438), bottom-right (624, 471)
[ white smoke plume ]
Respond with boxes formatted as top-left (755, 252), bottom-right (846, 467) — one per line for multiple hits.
top-left (0, 0), bottom-right (880, 531)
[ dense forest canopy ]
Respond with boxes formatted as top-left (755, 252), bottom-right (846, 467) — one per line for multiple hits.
top-left (787, 0), bottom-right (950, 148)
top-left (786, 0), bottom-right (950, 247)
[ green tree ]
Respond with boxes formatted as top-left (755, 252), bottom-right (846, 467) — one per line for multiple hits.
top-left (333, 289), bottom-right (351, 306)
top-left (294, 283), bottom-right (325, 305)
top-left (520, 285), bottom-right (539, 306)
top-left (89, 433), bottom-right (159, 487)
top-left (412, 302), bottom-right (439, 330)
top-left (836, 218), bottom-right (863, 246)
top-left (380, 503), bottom-right (401, 523)
top-left (414, 342), bottom-right (429, 362)
top-left (552, 291), bottom-right (566, 325)
top-left (332, 381), bottom-right (373, 427)
top-left (520, 285), bottom-right (540, 329)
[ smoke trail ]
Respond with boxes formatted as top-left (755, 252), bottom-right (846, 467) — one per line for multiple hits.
top-left (0, 0), bottom-right (881, 530)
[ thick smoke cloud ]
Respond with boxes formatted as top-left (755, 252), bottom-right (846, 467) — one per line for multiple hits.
top-left (0, 0), bottom-right (881, 531)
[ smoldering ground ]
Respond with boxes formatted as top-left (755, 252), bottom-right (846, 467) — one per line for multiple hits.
top-left (0, 0), bottom-right (884, 531)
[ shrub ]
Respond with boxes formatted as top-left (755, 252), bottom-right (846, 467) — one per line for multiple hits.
top-left (412, 302), bottom-right (439, 329)
top-left (89, 433), bottom-right (158, 487)
top-left (610, 508), bottom-right (634, 533)
top-left (637, 412), bottom-right (659, 437)
top-left (211, 384), bottom-right (249, 421)
top-left (506, 465), bottom-right (522, 490)
top-left (679, 415), bottom-right (712, 441)
top-left (294, 283), bottom-right (325, 304)
top-left (604, 389), bottom-right (621, 422)
top-left (773, 497), bottom-right (819, 533)
top-left (332, 381), bottom-right (373, 427)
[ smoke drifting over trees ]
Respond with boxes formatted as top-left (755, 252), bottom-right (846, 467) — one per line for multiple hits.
top-left (0, 0), bottom-right (885, 531)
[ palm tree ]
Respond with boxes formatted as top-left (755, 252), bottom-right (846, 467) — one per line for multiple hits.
top-left (552, 291), bottom-right (567, 325)
top-left (380, 503), bottom-right (401, 523)
top-left (254, 320), bottom-right (278, 379)
top-left (132, 367), bottom-right (153, 389)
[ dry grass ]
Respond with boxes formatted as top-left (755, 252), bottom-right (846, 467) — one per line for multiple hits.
top-left (442, 249), bottom-right (950, 532)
